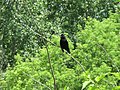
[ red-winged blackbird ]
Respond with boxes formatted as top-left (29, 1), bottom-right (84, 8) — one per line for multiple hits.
top-left (60, 34), bottom-right (70, 53)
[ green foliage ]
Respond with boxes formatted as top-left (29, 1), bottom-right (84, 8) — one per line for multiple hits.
top-left (75, 13), bottom-right (120, 89)
top-left (44, 0), bottom-right (117, 51)
top-left (0, 0), bottom-right (57, 69)
top-left (76, 12), bottom-right (120, 71)
top-left (45, 0), bottom-right (116, 38)
top-left (0, 13), bottom-right (120, 90)
top-left (1, 0), bottom-right (118, 69)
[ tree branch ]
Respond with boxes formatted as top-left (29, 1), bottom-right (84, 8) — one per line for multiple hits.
top-left (44, 41), bottom-right (57, 90)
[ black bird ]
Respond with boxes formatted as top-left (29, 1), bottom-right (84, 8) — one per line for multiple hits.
top-left (60, 34), bottom-right (70, 53)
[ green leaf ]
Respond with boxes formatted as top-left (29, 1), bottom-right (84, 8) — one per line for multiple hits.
top-left (95, 74), bottom-right (105, 82)
top-left (81, 80), bottom-right (93, 90)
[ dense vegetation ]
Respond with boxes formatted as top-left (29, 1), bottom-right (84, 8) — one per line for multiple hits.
top-left (0, 0), bottom-right (120, 90)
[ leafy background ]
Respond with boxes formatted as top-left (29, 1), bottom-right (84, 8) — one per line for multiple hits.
top-left (0, 0), bottom-right (120, 90)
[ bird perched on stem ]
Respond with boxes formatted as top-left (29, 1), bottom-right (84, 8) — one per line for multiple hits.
top-left (60, 34), bottom-right (70, 53)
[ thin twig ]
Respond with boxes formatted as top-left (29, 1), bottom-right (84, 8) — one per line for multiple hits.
top-left (64, 50), bottom-right (86, 72)
top-left (45, 44), bottom-right (57, 90)
top-left (34, 32), bottom-right (57, 46)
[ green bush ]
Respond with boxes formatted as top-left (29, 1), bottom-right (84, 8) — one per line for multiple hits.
top-left (1, 13), bottom-right (120, 90)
